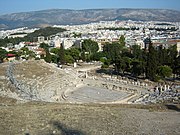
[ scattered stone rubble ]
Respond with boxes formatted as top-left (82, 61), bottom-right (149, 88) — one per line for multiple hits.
top-left (80, 71), bottom-right (180, 104)
top-left (135, 85), bottom-right (180, 104)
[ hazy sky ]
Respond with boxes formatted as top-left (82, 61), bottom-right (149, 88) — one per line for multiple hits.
top-left (0, 0), bottom-right (180, 15)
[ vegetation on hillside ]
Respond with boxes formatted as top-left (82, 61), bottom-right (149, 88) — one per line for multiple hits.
top-left (98, 27), bottom-right (139, 31)
top-left (23, 37), bottom-right (180, 82)
top-left (0, 27), bottom-right (66, 47)
top-left (26, 27), bottom-right (66, 40)
top-left (99, 37), bottom-right (179, 81)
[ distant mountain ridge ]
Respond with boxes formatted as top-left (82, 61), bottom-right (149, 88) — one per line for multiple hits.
top-left (0, 8), bottom-right (180, 29)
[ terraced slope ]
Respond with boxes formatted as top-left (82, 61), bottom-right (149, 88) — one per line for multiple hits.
top-left (6, 60), bottom-right (83, 102)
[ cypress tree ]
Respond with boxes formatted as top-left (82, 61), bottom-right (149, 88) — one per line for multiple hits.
top-left (146, 40), bottom-right (158, 81)
top-left (58, 44), bottom-right (65, 65)
top-left (44, 50), bottom-right (51, 63)
top-left (174, 55), bottom-right (180, 77)
top-left (119, 35), bottom-right (125, 46)
top-left (167, 45), bottom-right (178, 74)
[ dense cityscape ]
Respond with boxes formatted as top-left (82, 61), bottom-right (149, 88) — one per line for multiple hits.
top-left (1, 20), bottom-right (180, 51)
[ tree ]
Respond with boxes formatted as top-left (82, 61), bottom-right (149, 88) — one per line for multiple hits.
top-left (58, 44), bottom-right (65, 64)
top-left (65, 55), bottom-right (74, 63)
top-left (66, 48), bottom-right (80, 61)
top-left (26, 27), bottom-right (66, 40)
top-left (50, 48), bottom-right (60, 55)
top-left (114, 56), bottom-right (123, 75)
top-left (28, 50), bottom-right (36, 59)
top-left (44, 51), bottom-right (51, 63)
top-left (130, 45), bottom-right (146, 77)
top-left (157, 45), bottom-right (168, 66)
top-left (131, 45), bottom-right (142, 60)
top-left (131, 60), bottom-right (144, 77)
top-left (122, 56), bottom-right (131, 73)
top-left (39, 43), bottom-right (49, 51)
top-left (167, 45), bottom-right (178, 74)
top-left (146, 40), bottom-right (158, 81)
top-left (91, 51), bottom-right (106, 61)
top-left (100, 57), bottom-right (110, 68)
top-left (103, 42), bottom-right (123, 75)
top-left (0, 48), bottom-right (7, 62)
top-left (82, 39), bottom-right (99, 55)
top-left (81, 51), bottom-right (86, 62)
top-left (103, 42), bottom-right (123, 61)
top-left (39, 43), bottom-right (52, 62)
top-left (72, 32), bottom-right (82, 38)
top-left (157, 65), bottom-right (172, 79)
top-left (173, 55), bottom-right (180, 77)
top-left (119, 35), bottom-right (125, 46)
top-left (20, 47), bottom-right (29, 60)
top-left (51, 54), bottom-right (58, 63)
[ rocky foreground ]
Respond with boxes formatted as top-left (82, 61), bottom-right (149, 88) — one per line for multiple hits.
top-left (0, 101), bottom-right (179, 135)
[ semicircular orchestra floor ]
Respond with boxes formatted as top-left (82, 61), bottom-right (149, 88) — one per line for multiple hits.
top-left (65, 86), bottom-right (131, 103)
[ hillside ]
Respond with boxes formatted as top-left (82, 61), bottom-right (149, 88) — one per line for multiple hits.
top-left (0, 59), bottom-right (179, 134)
top-left (0, 8), bottom-right (180, 29)
top-left (0, 99), bottom-right (179, 135)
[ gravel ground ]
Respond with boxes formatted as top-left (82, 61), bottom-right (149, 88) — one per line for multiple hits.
top-left (0, 101), bottom-right (179, 135)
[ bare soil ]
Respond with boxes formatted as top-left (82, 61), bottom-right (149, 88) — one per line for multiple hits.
top-left (0, 98), bottom-right (179, 135)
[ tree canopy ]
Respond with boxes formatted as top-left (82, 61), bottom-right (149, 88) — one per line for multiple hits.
top-left (0, 27), bottom-right (66, 47)
top-left (146, 41), bottom-right (158, 81)
top-left (27, 27), bottom-right (66, 40)
top-left (119, 35), bottom-right (125, 46)
top-left (82, 39), bottom-right (99, 55)
top-left (58, 45), bottom-right (65, 64)
top-left (157, 65), bottom-right (172, 79)
top-left (0, 48), bottom-right (7, 62)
